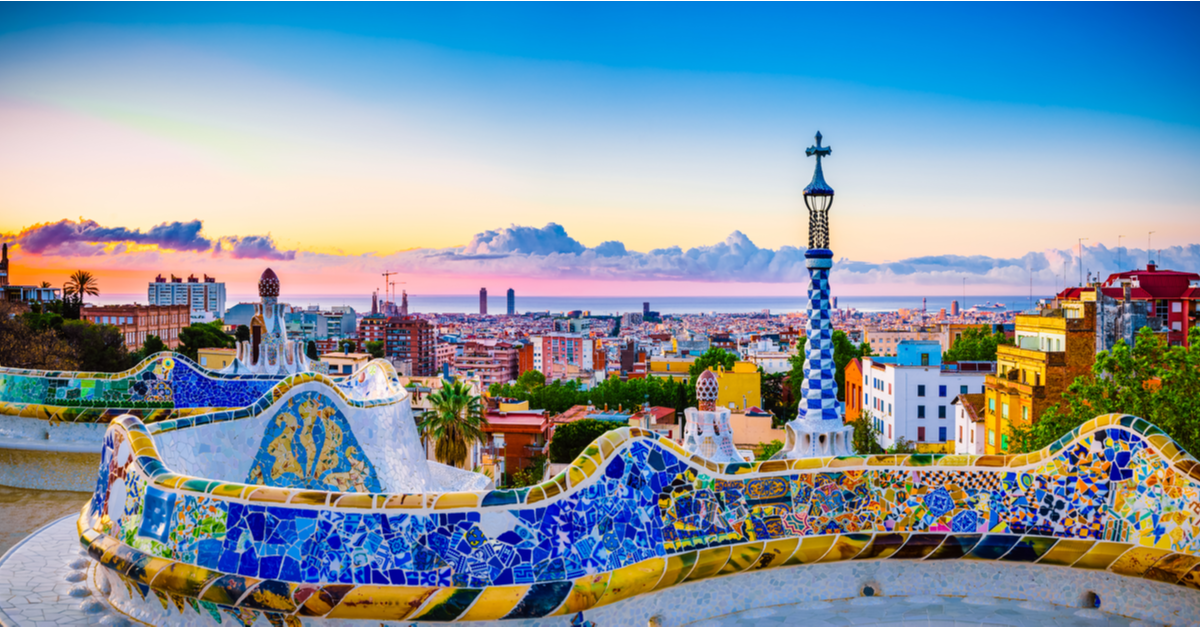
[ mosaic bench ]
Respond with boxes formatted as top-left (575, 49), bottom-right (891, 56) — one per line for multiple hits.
top-left (78, 411), bottom-right (1200, 625)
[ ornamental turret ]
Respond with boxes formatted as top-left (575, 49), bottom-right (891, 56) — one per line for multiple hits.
top-left (223, 268), bottom-right (314, 376)
top-left (682, 368), bottom-right (742, 463)
top-left (777, 132), bottom-right (855, 459)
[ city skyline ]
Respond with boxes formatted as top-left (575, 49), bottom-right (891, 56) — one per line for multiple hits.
top-left (2, 3), bottom-right (1199, 296)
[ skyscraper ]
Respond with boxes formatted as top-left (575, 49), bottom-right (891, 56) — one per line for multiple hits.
top-left (643, 301), bottom-right (650, 316)
top-left (951, 300), bottom-right (960, 316)
top-left (780, 132), bottom-right (855, 458)
top-left (507, 288), bottom-right (515, 315)
top-left (479, 288), bottom-right (488, 315)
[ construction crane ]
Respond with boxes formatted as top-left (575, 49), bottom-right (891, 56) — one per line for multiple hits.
top-left (381, 271), bottom-right (399, 310)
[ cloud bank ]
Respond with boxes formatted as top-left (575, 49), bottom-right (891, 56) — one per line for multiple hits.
top-left (4, 219), bottom-right (1198, 290)
top-left (3, 219), bottom-right (295, 261)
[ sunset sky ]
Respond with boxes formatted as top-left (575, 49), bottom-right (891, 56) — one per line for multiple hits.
top-left (2, 3), bottom-right (1198, 298)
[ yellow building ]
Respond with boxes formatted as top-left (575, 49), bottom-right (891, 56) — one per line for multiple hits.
top-left (983, 302), bottom-right (1095, 454)
top-left (322, 352), bottom-right (373, 376)
top-left (713, 361), bottom-right (762, 411)
top-left (197, 347), bottom-right (236, 370)
top-left (646, 357), bottom-right (696, 382)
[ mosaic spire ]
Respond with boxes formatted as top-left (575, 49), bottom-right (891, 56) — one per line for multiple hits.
top-left (778, 132), bottom-right (854, 458)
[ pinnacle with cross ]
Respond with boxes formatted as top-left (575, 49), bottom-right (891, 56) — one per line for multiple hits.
top-left (803, 131), bottom-right (834, 196)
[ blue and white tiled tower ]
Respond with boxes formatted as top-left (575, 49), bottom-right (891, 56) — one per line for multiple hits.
top-left (780, 132), bottom-right (855, 458)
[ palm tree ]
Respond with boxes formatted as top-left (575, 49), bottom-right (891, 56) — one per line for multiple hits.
top-left (419, 380), bottom-right (487, 468)
top-left (39, 281), bottom-right (51, 288)
top-left (64, 270), bottom-right (100, 302)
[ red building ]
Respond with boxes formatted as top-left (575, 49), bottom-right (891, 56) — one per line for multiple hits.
top-left (482, 409), bottom-right (549, 474)
top-left (357, 314), bottom-right (436, 375)
top-left (81, 304), bottom-right (189, 351)
top-left (1059, 262), bottom-right (1200, 347)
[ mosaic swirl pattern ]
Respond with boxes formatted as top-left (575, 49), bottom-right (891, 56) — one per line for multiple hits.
top-left (78, 412), bottom-right (1200, 625)
top-left (0, 353), bottom-right (403, 425)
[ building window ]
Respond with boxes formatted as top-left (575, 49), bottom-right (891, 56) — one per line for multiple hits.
top-left (960, 385), bottom-right (968, 394)
top-left (921, 353), bottom-right (929, 366)
top-left (1002, 404), bottom-right (1009, 421)
top-left (988, 429), bottom-right (995, 446)
top-left (1001, 434), bottom-right (1009, 451)
top-left (939, 427), bottom-right (947, 442)
top-left (988, 398), bottom-right (995, 412)
top-left (918, 405), bottom-right (926, 418)
top-left (917, 385), bottom-right (926, 397)
top-left (959, 426), bottom-right (963, 442)
top-left (938, 406), bottom-right (947, 419)
top-left (918, 426), bottom-right (926, 441)
top-left (1022, 406), bottom-right (1029, 422)
top-left (938, 385), bottom-right (947, 397)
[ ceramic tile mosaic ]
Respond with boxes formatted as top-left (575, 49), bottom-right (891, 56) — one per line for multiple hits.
top-left (0, 353), bottom-right (283, 423)
top-left (72, 406), bottom-right (1200, 625)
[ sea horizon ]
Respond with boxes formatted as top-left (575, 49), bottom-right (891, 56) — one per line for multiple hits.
top-left (85, 293), bottom-right (1053, 315)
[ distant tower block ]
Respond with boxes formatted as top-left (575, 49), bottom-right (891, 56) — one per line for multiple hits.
top-left (951, 300), bottom-right (960, 316)
top-left (401, 290), bottom-right (409, 316)
top-left (643, 301), bottom-right (650, 317)
top-left (683, 369), bottom-right (741, 462)
top-left (479, 288), bottom-right (488, 315)
top-left (778, 131), bottom-right (854, 459)
top-left (507, 288), bottom-right (515, 316)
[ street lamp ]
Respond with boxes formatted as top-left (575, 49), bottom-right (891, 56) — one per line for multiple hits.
top-left (803, 132), bottom-right (834, 250)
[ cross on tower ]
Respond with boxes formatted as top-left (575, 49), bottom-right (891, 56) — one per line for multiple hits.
top-left (806, 131), bottom-right (831, 161)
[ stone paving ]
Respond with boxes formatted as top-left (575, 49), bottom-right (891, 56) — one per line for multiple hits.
top-left (681, 596), bottom-right (1146, 627)
top-left (0, 515), bottom-right (107, 627)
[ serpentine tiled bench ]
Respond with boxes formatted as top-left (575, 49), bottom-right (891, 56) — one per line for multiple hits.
top-left (78, 412), bottom-right (1200, 625)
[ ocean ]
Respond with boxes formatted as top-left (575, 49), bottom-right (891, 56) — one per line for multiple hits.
top-left (93, 294), bottom-right (1051, 315)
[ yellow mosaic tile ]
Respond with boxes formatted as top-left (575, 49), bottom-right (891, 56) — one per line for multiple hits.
top-left (751, 537), bottom-right (800, 571)
top-left (592, 558), bottom-right (666, 608)
top-left (1073, 541), bottom-right (1132, 570)
top-left (1109, 546), bottom-right (1172, 577)
top-left (652, 552), bottom-right (698, 591)
top-left (717, 541), bottom-right (764, 575)
top-left (683, 546), bottom-right (731, 582)
top-left (1037, 539), bottom-right (1096, 566)
top-left (433, 492), bottom-right (480, 510)
top-left (456, 585), bottom-right (528, 621)
top-left (550, 572), bottom-right (611, 615)
top-left (785, 535), bottom-right (836, 566)
top-left (324, 585), bottom-right (436, 620)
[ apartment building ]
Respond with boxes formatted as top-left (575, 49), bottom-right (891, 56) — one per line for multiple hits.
top-left (455, 340), bottom-right (519, 388)
top-left (983, 301), bottom-right (1096, 454)
top-left (357, 314), bottom-right (436, 376)
top-left (862, 341), bottom-right (994, 450)
top-left (148, 274), bottom-right (226, 323)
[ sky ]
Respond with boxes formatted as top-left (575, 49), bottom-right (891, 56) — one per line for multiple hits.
top-left (1, 3), bottom-right (1199, 299)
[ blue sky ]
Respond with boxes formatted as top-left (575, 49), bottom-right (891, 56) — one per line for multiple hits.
top-left (1, 3), bottom-right (1198, 296)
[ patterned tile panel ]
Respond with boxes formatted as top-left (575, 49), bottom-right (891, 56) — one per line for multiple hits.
top-left (78, 413), bottom-right (1200, 623)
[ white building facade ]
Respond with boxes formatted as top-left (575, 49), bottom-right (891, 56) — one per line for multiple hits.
top-left (952, 394), bottom-right (987, 455)
top-left (149, 274), bottom-right (226, 320)
top-left (862, 341), bottom-right (994, 450)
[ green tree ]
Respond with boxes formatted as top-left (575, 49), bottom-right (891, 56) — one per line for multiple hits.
top-left (305, 340), bottom-right (319, 361)
top-left (549, 419), bottom-right (625, 463)
top-left (944, 326), bottom-right (1012, 362)
top-left (177, 321), bottom-right (235, 361)
top-left (142, 335), bottom-right (166, 356)
top-left (0, 302), bottom-right (78, 370)
top-left (688, 347), bottom-right (737, 390)
top-left (508, 454), bottom-right (547, 488)
top-left (886, 437), bottom-right (916, 454)
top-left (754, 439), bottom-right (785, 461)
top-left (787, 331), bottom-right (870, 409)
top-left (1009, 326), bottom-right (1200, 457)
top-left (338, 338), bottom-right (356, 353)
top-left (64, 270), bottom-right (100, 303)
top-left (235, 325), bottom-right (251, 343)
top-left (761, 371), bottom-right (789, 425)
top-left (59, 320), bottom-right (132, 372)
top-left (517, 370), bottom-right (546, 392)
top-left (419, 380), bottom-right (488, 468)
top-left (365, 340), bottom-right (385, 359)
top-left (851, 411), bottom-right (884, 454)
